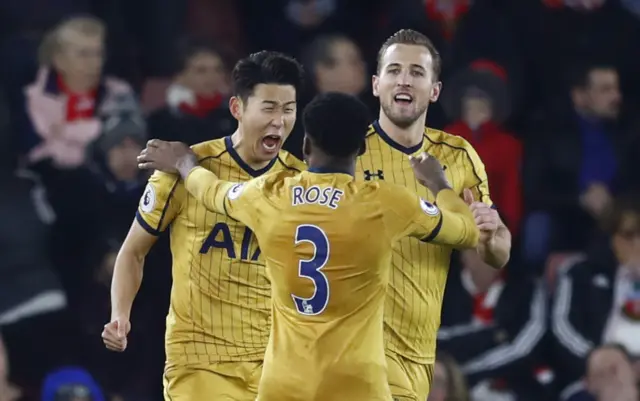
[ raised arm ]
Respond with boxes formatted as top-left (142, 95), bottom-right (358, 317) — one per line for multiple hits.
top-left (137, 139), bottom-right (257, 227)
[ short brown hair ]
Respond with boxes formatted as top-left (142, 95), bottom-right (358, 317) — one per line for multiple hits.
top-left (377, 29), bottom-right (441, 78)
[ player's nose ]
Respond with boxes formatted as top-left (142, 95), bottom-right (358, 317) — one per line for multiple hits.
top-left (270, 115), bottom-right (285, 128)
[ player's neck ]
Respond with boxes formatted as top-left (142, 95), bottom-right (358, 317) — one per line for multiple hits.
top-left (307, 155), bottom-right (355, 176)
top-left (230, 130), bottom-right (271, 170)
top-left (377, 111), bottom-right (427, 149)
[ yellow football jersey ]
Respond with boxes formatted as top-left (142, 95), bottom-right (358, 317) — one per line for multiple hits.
top-left (356, 121), bottom-right (493, 365)
top-left (136, 136), bottom-right (305, 365)
top-left (183, 167), bottom-right (479, 401)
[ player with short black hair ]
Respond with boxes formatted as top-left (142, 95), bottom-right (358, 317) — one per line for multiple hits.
top-left (103, 51), bottom-right (306, 401)
top-left (357, 29), bottom-right (512, 400)
top-left (136, 92), bottom-right (480, 400)
top-left (233, 51), bottom-right (305, 101)
top-left (302, 91), bottom-right (370, 158)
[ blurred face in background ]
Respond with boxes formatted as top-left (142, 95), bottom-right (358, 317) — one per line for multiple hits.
top-left (230, 84), bottom-right (296, 162)
top-left (573, 68), bottom-right (621, 119)
top-left (373, 44), bottom-right (441, 128)
top-left (611, 211), bottom-right (640, 266)
top-left (587, 346), bottom-right (637, 398)
top-left (315, 38), bottom-right (366, 96)
top-left (461, 90), bottom-right (493, 129)
top-left (54, 29), bottom-right (104, 89)
top-left (178, 51), bottom-right (226, 96)
top-left (427, 361), bottom-right (448, 401)
top-left (107, 137), bottom-right (144, 181)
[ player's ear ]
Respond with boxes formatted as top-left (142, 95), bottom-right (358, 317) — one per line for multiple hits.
top-left (229, 96), bottom-right (243, 120)
top-left (372, 75), bottom-right (379, 97)
top-left (430, 81), bottom-right (442, 103)
top-left (357, 139), bottom-right (367, 156)
top-left (302, 135), bottom-right (311, 159)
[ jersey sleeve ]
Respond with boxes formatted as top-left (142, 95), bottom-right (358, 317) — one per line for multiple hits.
top-left (461, 139), bottom-right (494, 207)
top-left (387, 186), bottom-right (479, 249)
top-left (136, 170), bottom-right (182, 235)
top-left (184, 166), bottom-right (260, 228)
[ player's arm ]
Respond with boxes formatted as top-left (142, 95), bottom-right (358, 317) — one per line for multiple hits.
top-left (462, 141), bottom-right (511, 269)
top-left (106, 171), bottom-right (181, 351)
top-left (182, 166), bottom-right (257, 228)
top-left (394, 187), bottom-right (479, 248)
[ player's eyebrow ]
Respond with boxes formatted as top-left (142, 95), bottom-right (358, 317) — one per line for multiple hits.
top-left (261, 100), bottom-right (296, 107)
top-left (386, 63), bottom-right (426, 71)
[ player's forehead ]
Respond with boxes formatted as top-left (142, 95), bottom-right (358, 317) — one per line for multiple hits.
top-left (379, 44), bottom-right (433, 71)
top-left (247, 83), bottom-right (296, 107)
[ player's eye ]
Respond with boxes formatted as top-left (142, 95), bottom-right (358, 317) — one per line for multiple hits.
top-left (263, 108), bottom-right (274, 113)
top-left (411, 70), bottom-right (425, 77)
top-left (284, 108), bottom-right (295, 113)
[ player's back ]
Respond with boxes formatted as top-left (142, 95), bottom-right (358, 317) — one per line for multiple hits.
top-left (253, 170), bottom-right (415, 401)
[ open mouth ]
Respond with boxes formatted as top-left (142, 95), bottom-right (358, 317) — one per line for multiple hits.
top-left (261, 135), bottom-right (282, 152)
top-left (394, 93), bottom-right (414, 106)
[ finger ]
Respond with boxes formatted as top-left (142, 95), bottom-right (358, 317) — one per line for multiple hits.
top-left (104, 341), bottom-right (126, 352)
top-left (463, 189), bottom-right (474, 205)
top-left (146, 139), bottom-right (161, 148)
top-left (138, 162), bottom-right (158, 170)
top-left (477, 223), bottom-right (498, 232)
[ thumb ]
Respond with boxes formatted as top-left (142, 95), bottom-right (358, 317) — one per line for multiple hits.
top-left (116, 320), bottom-right (127, 338)
top-left (463, 188), bottom-right (475, 205)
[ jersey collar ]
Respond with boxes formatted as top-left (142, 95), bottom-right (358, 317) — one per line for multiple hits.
top-left (307, 166), bottom-right (354, 176)
top-left (225, 136), bottom-right (278, 177)
top-left (372, 120), bottom-right (423, 155)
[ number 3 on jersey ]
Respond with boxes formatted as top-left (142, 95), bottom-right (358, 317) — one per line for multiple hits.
top-left (292, 225), bottom-right (330, 315)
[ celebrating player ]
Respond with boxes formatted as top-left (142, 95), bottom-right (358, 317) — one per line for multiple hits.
top-left (101, 51), bottom-right (306, 401)
top-left (357, 29), bottom-right (513, 400)
top-left (137, 92), bottom-right (480, 401)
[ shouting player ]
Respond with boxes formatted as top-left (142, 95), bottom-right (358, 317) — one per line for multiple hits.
top-left (358, 29), bottom-right (512, 400)
top-left (101, 51), bottom-right (306, 401)
top-left (137, 92), bottom-right (480, 401)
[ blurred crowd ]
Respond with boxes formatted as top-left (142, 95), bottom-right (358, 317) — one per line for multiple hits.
top-left (0, 0), bottom-right (640, 400)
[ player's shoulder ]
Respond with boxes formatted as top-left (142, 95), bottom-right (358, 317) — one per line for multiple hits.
top-left (423, 127), bottom-right (475, 151)
top-left (423, 127), bottom-right (484, 165)
top-left (275, 149), bottom-right (306, 172)
top-left (190, 138), bottom-right (228, 160)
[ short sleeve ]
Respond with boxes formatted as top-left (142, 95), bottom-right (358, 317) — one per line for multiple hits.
top-left (184, 167), bottom-right (261, 229)
top-left (136, 171), bottom-right (182, 235)
top-left (384, 184), bottom-right (479, 249)
top-left (462, 139), bottom-right (494, 207)
top-left (382, 185), bottom-right (443, 241)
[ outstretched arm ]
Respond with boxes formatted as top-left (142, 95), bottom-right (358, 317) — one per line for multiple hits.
top-left (137, 140), bottom-right (254, 225)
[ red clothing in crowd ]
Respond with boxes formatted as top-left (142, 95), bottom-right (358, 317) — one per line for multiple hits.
top-left (446, 121), bottom-right (523, 234)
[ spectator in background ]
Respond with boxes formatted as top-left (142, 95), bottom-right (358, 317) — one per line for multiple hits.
top-left (443, 59), bottom-right (523, 235)
top-left (146, 38), bottom-right (235, 145)
top-left (428, 352), bottom-right (470, 401)
top-left (438, 250), bottom-right (547, 401)
top-left (93, 99), bottom-right (148, 236)
top-left (523, 62), bottom-right (637, 266)
top-left (302, 34), bottom-right (367, 98)
top-left (41, 367), bottom-right (105, 401)
top-left (0, 334), bottom-right (20, 401)
top-left (564, 344), bottom-right (639, 401)
top-left (20, 16), bottom-right (136, 171)
top-left (290, 34), bottom-right (370, 158)
top-left (551, 196), bottom-right (640, 399)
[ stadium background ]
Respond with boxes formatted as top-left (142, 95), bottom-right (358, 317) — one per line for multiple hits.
top-left (1, 0), bottom-right (639, 400)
